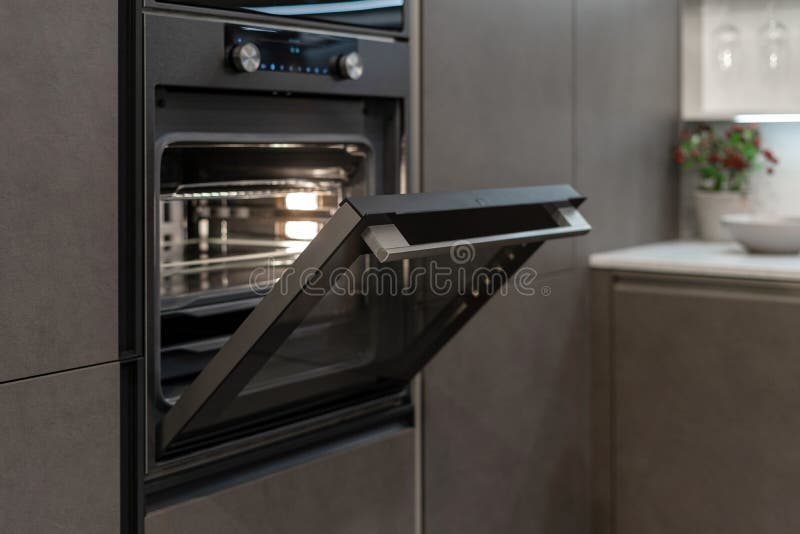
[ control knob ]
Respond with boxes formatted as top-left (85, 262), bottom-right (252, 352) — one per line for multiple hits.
top-left (337, 51), bottom-right (364, 80)
top-left (231, 42), bottom-right (261, 73)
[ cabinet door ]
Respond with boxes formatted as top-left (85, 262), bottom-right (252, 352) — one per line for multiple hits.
top-left (421, 0), bottom-right (575, 275)
top-left (0, 363), bottom-right (121, 534)
top-left (421, 1), bottom-right (582, 533)
top-left (0, 0), bottom-right (118, 381)
top-left (612, 277), bottom-right (800, 534)
top-left (575, 0), bottom-right (679, 254)
top-left (145, 430), bottom-right (414, 534)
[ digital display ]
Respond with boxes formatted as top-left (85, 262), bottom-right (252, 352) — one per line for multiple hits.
top-left (226, 25), bottom-right (358, 75)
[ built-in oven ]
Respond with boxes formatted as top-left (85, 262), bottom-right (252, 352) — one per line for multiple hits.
top-left (143, 11), bottom-right (591, 492)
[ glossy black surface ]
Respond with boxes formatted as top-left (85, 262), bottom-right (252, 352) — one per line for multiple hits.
top-left (162, 0), bottom-right (404, 31)
top-left (345, 184), bottom-right (585, 216)
top-left (225, 25), bottom-right (356, 76)
top-left (146, 14), bottom-right (410, 100)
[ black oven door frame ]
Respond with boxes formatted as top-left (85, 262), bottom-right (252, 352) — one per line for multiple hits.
top-left (158, 185), bottom-right (590, 454)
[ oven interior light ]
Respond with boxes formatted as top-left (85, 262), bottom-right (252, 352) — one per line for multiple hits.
top-left (285, 220), bottom-right (319, 240)
top-left (285, 192), bottom-right (319, 211)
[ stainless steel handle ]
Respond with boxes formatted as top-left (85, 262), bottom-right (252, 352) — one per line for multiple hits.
top-left (362, 206), bottom-right (591, 263)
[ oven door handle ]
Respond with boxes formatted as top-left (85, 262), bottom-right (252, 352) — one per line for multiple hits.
top-left (361, 205), bottom-right (591, 263)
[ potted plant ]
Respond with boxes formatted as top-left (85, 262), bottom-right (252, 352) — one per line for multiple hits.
top-left (674, 124), bottom-right (778, 240)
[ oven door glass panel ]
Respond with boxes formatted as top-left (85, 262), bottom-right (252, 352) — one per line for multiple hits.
top-left (158, 185), bottom-right (590, 453)
top-left (159, 0), bottom-right (405, 31)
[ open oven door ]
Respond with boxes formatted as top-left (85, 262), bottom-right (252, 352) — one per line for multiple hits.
top-left (158, 185), bottom-right (590, 455)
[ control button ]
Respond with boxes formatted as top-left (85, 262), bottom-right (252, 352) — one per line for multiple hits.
top-left (337, 51), bottom-right (364, 80)
top-left (230, 42), bottom-right (261, 73)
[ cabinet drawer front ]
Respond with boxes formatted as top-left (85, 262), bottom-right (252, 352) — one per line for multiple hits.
top-left (145, 430), bottom-right (414, 534)
top-left (0, 363), bottom-right (120, 533)
top-left (613, 278), bottom-right (800, 534)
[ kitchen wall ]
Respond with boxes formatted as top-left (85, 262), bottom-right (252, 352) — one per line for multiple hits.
top-left (751, 124), bottom-right (800, 218)
top-left (420, 1), bottom-right (679, 533)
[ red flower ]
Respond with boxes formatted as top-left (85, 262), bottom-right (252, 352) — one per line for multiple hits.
top-left (709, 152), bottom-right (719, 164)
top-left (673, 148), bottom-right (686, 164)
top-left (762, 149), bottom-right (778, 164)
top-left (723, 152), bottom-right (746, 171)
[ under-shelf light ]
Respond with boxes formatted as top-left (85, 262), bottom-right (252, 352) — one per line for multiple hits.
top-left (734, 114), bottom-right (800, 124)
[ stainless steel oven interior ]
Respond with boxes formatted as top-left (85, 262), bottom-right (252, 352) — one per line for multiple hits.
top-left (157, 140), bottom-right (373, 405)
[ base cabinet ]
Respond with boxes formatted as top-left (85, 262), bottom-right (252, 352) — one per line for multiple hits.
top-left (145, 430), bottom-right (415, 534)
top-left (0, 363), bottom-right (121, 534)
top-left (592, 271), bottom-right (800, 534)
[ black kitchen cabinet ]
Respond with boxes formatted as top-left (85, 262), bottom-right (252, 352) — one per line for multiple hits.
top-left (0, 0), bottom-right (118, 382)
top-left (0, 363), bottom-right (121, 533)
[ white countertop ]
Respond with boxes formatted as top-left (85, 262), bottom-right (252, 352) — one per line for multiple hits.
top-left (589, 241), bottom-right (800, 282)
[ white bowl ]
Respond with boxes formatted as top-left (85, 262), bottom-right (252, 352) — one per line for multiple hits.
top-left (721, 213), bottom-right (800, 254)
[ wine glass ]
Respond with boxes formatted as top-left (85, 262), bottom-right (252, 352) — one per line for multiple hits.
top-left (712, 13), bottom-right (742, 75)
top-left (759, 3), bottom-right (790, 79)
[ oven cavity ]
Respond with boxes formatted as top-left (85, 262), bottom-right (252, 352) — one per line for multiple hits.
top-left (156, 141), bottom-right (369, 407)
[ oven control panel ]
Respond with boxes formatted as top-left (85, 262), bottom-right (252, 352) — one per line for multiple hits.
top-left (225, 25), bottom-right (362, 79)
